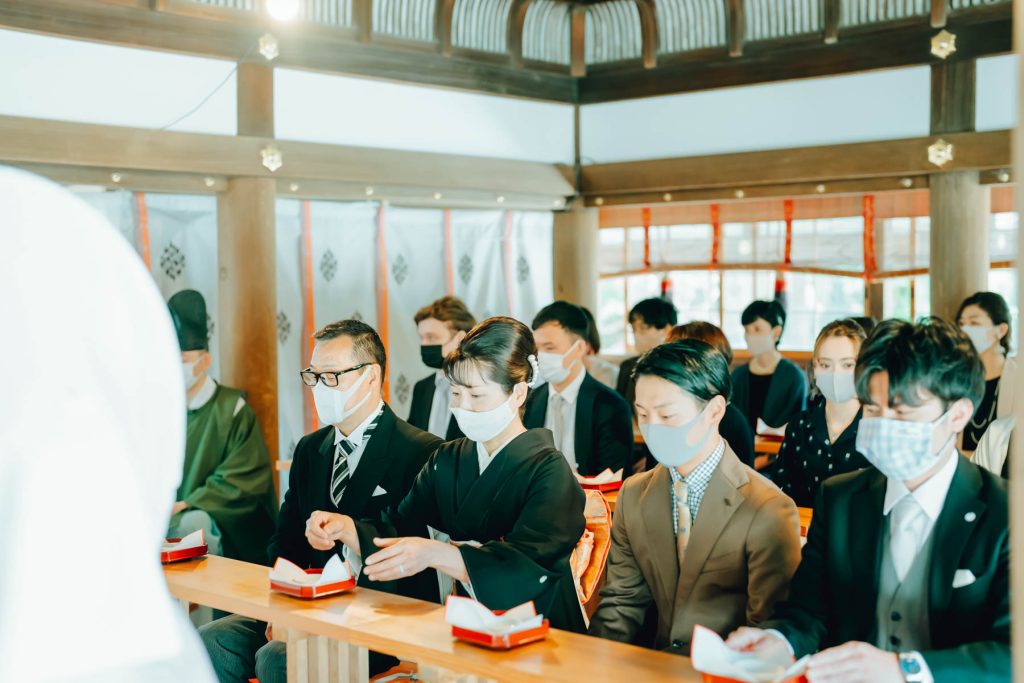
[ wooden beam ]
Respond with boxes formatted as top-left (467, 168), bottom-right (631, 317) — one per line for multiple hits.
top-left (578, 5), bottom-right (1010, 103)
top-left (931, 0), bottom-right (948, 29)
top-left (0, 115), bottom-right (576, 196)
top-left (581, 130), bottom-right (1010, 195)
top-left (635, 0), bottom-right (658, 69)
top-left (236, 62), bottom-right (274, 138)
top-left (12, 162), bottom-right (228, 193)
top-left (726, 0), bottom-right (744, 58)
top-left (552, 201), bottom-right (599, 312)
top-left (930, 60), bottom-right (976, 134)
top-left (0, 0), bottom-right (576, 103)
top-left (507, 0), bottom-right (532, 68)
top-left (571, 4), bottom-right (586, 78)
top-left (435, 0), bottom-right (455, 56)
top-left (823, 0), bottom-right (840, 44)
top-left (353, 0), bottom-right (372, 42)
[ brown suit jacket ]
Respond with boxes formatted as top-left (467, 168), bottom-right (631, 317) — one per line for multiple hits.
top-left (589, 446), bottom-right (801, 652)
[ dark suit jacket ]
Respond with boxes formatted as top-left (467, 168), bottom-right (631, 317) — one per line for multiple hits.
top-left (268, 404), bottom-right (442, 603)
top-left (763, 455), bottom-right (1010, 682)
top-left (731, 358), bottom-right (808, 430)
top-left (407, 374), bottom-right (464, 441)
top-left (616, 356), bottom-right (640, 414)
top-left (523, 372), bottom-right (634, 477)
top-left (590, 447), bottom-right (801, 651)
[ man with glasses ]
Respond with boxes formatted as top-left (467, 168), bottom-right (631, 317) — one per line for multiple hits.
top-left (167, 289), bottom-right (276, 565)
top-left (199, 320), bottom-right (442, 683)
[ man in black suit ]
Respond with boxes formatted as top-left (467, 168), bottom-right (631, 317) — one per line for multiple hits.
top-left (199, 320), bottom-right (441, 683)
top-left (525, 301), bottom-right (633, 476)
top-left (407, 296), bottom-right (477, 440)
top-left (616, 297), bottom-right (678, 413)
top-left (727, 318), bottom-right (1009, 683)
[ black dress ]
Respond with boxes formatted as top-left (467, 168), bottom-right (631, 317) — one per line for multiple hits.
top-left (768, 397), bottom-right (868, 508)
top-left (731, 358), bottom-right (809, 433)
top-left (962, 377), bottom-right (1001, 452)
top-left (353, 429), bottom-right (588, 632)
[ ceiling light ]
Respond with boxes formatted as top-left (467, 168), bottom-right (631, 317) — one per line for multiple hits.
top-left (110, 172), bottom-right (122, 184)
top-left (261, 144), bottom-right (283, 172)
top-left (203, 176), bottom-right (216, 188)
top-left (266, 0), bottom-right (299, 21)
top-left (258, 33), bottom-right (280, 61)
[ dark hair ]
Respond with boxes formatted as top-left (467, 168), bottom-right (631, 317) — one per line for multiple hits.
top-left (634, 339), bottom-right (732, 404)
top-left (668, 321), bottom-right (733, 365)
top-left (855, 317), bottom-right (984, 411)
top-left (957, 291), bottom-right (1012, 354)
top-left (579, 306), bottom-right (601, 354)
top-left (851, 316), bottom-right (878, 337)
top-left (314, 319), bottom-right (388, 378)
top-left (444, 317), bottom-right (537, 397)
top-left (531, 300), bottom-right (590, 340)
top-left (414, 295), bottom-right (477, 333)
top-left (741, 299), bottom-right (786, 330)
top-left (629, 297), bottom-right (679, 330)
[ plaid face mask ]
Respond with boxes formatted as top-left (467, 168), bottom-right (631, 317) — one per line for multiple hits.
top-left (855, 411), bottom-right (953, 481)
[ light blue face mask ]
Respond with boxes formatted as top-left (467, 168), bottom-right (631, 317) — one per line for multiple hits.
top-left (639, 404), bottom-right (713, 469)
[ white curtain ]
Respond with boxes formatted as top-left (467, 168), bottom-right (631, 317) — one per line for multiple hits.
top-left (275, 199), bottom-right (306, 469)
top-left (507, 210), bottom-right (555, 325)
top-left (383, 206), bottom-right (446, 421)
top-left (450, 209), bottom-right (510, 321)
top-left (310, 201), bottom-right (381, 330)
top-left (72, 188), bottom-right (138, 248)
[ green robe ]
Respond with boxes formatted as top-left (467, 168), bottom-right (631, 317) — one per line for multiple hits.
top-left (170, 383), bottom-right (277, 565)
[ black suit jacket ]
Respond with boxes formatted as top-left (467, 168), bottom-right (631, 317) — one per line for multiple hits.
top-left (523, 372), bottom-right (633, 477)
top-left (763, 455), bottom-right (1009, 681)
top-left (268, 404), bottom-right (443, 603)
top-left (407, 374), bottom-right (464, 441)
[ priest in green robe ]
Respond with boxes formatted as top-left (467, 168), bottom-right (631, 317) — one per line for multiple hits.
top-left (167, 290), bottom-right (277, 565)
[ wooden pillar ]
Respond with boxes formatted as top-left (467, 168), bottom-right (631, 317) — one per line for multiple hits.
top-left (929, 60), bottom-right (989, 321)
top-left (552, 200), bottom-right (599, 313)
top-left (218, 61), bottom-right (278, 464)
top-left (1010, 0), bottom-right (1024, 675)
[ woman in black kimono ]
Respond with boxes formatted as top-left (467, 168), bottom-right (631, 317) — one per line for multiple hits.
top-left (319, 316), bottom-right (587, 632)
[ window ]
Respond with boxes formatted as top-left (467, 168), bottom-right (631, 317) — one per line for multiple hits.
top-left (883, 275), bottom-right (931, 321)
top-left (721, 222), bottom-right (786, 263)
top-left (781, 273), bottom-right (865, 350)
top-left (721, 270), bottom-right (777, 347)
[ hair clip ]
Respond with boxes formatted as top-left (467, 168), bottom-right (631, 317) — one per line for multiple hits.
top-left (526, 353), bottom-right (541, 388)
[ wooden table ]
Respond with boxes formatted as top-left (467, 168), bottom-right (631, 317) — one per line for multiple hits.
top-left (166, 555), bottom-right (701, 683)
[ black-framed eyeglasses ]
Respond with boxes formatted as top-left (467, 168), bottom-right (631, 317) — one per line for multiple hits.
top-left (300, 363), bottom-right (371, 388)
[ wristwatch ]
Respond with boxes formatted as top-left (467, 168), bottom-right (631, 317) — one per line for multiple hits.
top-left (898, 652), bottom-right (926, 683)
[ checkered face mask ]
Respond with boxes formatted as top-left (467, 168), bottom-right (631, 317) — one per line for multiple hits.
top-left (855, 411), bottom-right (953, 481)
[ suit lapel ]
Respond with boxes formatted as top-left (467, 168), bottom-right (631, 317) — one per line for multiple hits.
top-left (339, 407), bottom-right (398, 516)
top-left (929, 455), bottom-right (985, 617)
top-left (847, 470), bottom-right (887, 637)
top-left (674, 450), bottom-right (745, 611)
top-left (312, 426), bottom-right (337, 511)
top-left (574, 374), bottom-right (596, 471)
top-left (638, 467), bottom-right (680, 609)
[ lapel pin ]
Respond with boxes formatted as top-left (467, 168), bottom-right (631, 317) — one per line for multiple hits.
top-left (964, 512), bottom-right (977, 523)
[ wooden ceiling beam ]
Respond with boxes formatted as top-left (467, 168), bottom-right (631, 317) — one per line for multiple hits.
top-left (435, 0), bottom-right (455, 56)
top-left (823, 0), bottom-right (840, 44)
top-left (582, 130), bottom-right (1010, 195)
top-left (931, 0), bottom-right (949, 29)
top-left (726, 0), bottom-right (744, 58)
top-left (578, 4), bottom-right (1010, 103)
top-left (570, 4), bottom-right (586, 78)
top-left (635, 0), bottom-right (658, 69)
top-left (507, 0), bottom-right (532, 68)
top-left (353, 0), bottom-right (372, 42)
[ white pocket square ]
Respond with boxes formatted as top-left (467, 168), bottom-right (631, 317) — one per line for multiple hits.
top-left (953, 569), bottom-right (977, 589)
top-left (372, 485), bottom-right (388, 497)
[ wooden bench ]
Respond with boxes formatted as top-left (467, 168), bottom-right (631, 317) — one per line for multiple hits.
top-left (166, 555), bottom-right (702, 683)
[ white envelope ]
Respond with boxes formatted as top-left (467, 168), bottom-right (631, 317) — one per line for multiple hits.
top-left (690, 625), bottom-right (808, 683)
top-left (953, 569), bottom-right (977, 589)
top-left (445, 596), bottom-right (543, 635)
top-left (756, 419), bottom-right (788, 438)
top-left (372, 485), bottom-right (388, 497)
top-left (162, 529), bottom-right (205, 552)
top-left (576, 468), bottom-right (623, 486)
top-left (270, 554), bottom-right (353, 587)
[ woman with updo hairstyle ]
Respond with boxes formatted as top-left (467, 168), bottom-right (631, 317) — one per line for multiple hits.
top-left (668, 321), bottom-right (755, 468)
top-left (957, 291), bottom-right (1016, 453)
top-left (768, 318), bottom-right (870, 507)
top-left (340, 316), bottom-right (587, 632)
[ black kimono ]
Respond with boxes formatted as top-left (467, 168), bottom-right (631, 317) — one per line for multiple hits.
top-left (731, 358), bottom-right (808, 432)
top-left (353, 429), bottom-right (587, 632)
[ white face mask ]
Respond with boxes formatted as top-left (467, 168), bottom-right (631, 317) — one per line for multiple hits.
top-left (745, 333), bottom-right (776, 357)
top-left (182, 360), bottom-right (201, 391)
top-left (639, 404), bottom-right (713, 469)
top-left (815, 371), bottom-right (857, 404)
top-left (855, 411), bottom-right (954, 482)
top-left (312, 367), bottom-right (371, 426)
top-left (452, 394), bottom-right (518, 443)
top-left (962, 325), bottom-right (997, 354)
top-left (537, 340), bottom-right (581, 385)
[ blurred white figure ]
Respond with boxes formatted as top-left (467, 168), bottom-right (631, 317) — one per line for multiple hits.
top-left (0, 167), bottom-right (216, 683)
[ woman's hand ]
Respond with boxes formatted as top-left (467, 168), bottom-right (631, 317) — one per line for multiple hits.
top-left (364, 537), bottom-right (456, 582)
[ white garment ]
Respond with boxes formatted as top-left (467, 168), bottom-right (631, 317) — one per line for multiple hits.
top-left (475, 433), bottom-right (519, 474)
top-left (0, 168), bottom-right (215, 683)
top-left (972, 415), bottom-right (1014, 477)
top-left (996, 356), bottom-right (1017, 420)
top-left (544, 368), bottom-right (585, 470)
top-left (188, 375), bottom-right (217, 410)
top-left (427, 371), bottom-right (452, 439)
top-left (883, 451), bottom-right (959, 581)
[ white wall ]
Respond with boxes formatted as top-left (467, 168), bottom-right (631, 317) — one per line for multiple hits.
top-left (977, 54), bottom-right (1018, 132)
top-left (274, 68), bottom-right (575, 163)
top-left (580, 67), bottom-right (932, 163)
top-left (0, 29), bottom-right (236, 134)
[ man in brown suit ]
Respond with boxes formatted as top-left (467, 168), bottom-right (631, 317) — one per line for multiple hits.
top-left (590, 339), bottom-right (802, 653)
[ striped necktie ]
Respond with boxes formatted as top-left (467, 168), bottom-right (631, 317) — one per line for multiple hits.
top-left (330, 412), bottom-right (381, 507)
top-left (674, 479), bottom-right (692, 567)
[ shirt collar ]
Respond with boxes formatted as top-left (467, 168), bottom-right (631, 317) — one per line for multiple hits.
top-left (668, 437), bottom-right (725, 487)
top-left (550, 367), bottom-right (586, 404)
top-left (334, 401), bottom-right (385, 447)
top-left (882, 449), bottom-right (959, 520)
top-left (187, 376), bottom-right (217, 411)
top-left (434, 370), bottom-right (448, 387)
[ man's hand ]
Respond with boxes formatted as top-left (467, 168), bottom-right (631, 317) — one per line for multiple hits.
top-left (170, 501), bottom-right (189, 516)
top-left (364, 537), bottom-right (445, 582)
top-left (265, 623), bottom-right (273, 642)
top-left (805, 642), bottom-right (902, 683)
top-left (305, 511), bottom-right (352, 551)
top-left (725, 627), bottom-right (792, 659)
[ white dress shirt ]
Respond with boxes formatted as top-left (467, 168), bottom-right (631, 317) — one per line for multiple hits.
top-left (188, 376), bottom-right (245, 417)
top-left (334, 401), bottom-right (386, 576)
top-left (427, 371), bottom-right (453, 439)
top-left (544, 367), bottom-right (586, 471)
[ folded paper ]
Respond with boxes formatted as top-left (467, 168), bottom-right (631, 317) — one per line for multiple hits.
top-left (576, 468), bottom-right (623, 486)
top-left (445, 596), bottom-right (543, 636)
top-left (161, 529), bottom-right (205, 552)
top-left (953, 568), bottom-right (977, 589)
top-left (756, 419), bottom-right (787, 439)
top-left (691, 625), bottom-right (808, 683)
top-left (270, 554), bottom-right (353, 587)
